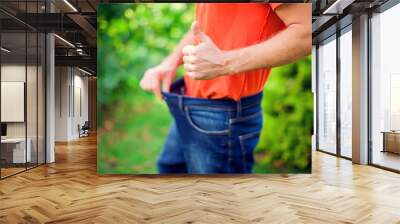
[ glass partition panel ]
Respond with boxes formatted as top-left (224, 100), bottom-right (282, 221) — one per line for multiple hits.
top-left (0, 0), bottom-right (46, 179)
top-left (371, 4), bottom-right (400, 171)
top-left (317, 36), bottom-right (337, 154)
top-left (38, 32), bottom-right (45, 165)
top-left (1, 30), bottom-right (27, 177)
top-left (339, 28), bottom-right (352, 158)
top-left (27, 30), bottom-right (38, 169)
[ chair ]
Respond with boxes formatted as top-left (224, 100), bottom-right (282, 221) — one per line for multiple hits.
top-left (78, 121), bottom-right (90, 138)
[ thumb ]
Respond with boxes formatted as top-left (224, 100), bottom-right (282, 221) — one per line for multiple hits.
top-left (191, 21), bottom-right (210, 43)
top-left (162, 73), bottom-right (173, 93)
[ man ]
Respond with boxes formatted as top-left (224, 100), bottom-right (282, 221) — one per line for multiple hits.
top-left (140, 3), bottom-right (311, 174)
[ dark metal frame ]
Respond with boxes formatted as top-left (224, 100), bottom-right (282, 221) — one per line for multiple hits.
top-left (0, 14), bottom-right (2, 179)
top-left (367, 9), bottom-right (373, 166)
top-left (336, 19), bottom-right (341, 158)
top-left (315, 44), bottom-right (319, 152)
top-left (44, 0), bottom-right (47, 165)
top-left (25, 2), bottom-right (28, 171)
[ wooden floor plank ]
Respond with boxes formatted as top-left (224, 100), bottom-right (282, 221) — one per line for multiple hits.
top-left (0, 135), bottom-right (399, 224)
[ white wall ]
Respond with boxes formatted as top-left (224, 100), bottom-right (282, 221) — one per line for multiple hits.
top-left (72, 73), bottom-right (89, 138)
top-left (55, 67), bottom-right (89, 141)
top-left (1, 65), bottom-right (26, 139)
top-left (1, 64), bottom-right (46, 164)
top-left (1, 65), bottom-right (25, 129)
top-left (55, 66), bottom-right (69, 141)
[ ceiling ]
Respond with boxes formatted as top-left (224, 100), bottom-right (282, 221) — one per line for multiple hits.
top-left (0, 0), bottom-right (98, 74)
top-left (312, 0), bottom-right (392, 44)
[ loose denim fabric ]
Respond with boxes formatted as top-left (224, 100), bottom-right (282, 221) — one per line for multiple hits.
top-left (158, 79), bottom-right (263, 174)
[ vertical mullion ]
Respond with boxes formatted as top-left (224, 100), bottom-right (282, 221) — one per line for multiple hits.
top-left (60, 68), bottom-right (62, 117)
top-left (44, 35), bottom-right (47, 164)
top-left (25, 0), bottom-right (28, 171)
top-left (336, 27), bottom-right (341, 157)
top-left (36, 0), bottom-right (39, 167)
top-left (69, 69), bottom-right (71, 118)
top-left (44, 0), bottom-right (47, 164)
top-left (0, 21), bottom-right (2, 179)
top-left (367, 10), bottom-right (373, 165)
top-left (73, 68), bottom-right (75, 118)
top-left (316, 45), bottom-right (319, 151)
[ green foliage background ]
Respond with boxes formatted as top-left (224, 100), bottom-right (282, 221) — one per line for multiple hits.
top-left (98, 3), bottom-right (312, 174)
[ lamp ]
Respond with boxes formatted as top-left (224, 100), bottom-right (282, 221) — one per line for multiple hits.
top-left (63, 0), bottom-right (78, 12)
top-left (1, 47), bottom-right (11, 53)
top-left (54, 34), bottom-right (75, 48)
top-left (78, 67), bottom-right (93, 76)
top-left (322, 0), bottom-right (355, 15)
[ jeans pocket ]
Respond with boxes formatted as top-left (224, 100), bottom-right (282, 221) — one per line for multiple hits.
top-left (238, 131), bottom-right (261, 172)
top-left (185, 106), bottom-right (229, 135)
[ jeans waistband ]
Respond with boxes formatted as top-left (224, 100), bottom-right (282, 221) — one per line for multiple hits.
top-left (162, 78), bottom-right (263, 111)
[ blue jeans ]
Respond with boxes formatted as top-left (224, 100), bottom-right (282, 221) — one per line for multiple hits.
top-left (158, 79), bottom-right (263, 174)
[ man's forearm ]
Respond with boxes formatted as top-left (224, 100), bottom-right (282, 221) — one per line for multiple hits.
top-left (223, 4), bottom-right (312, 75)
top-left (163, 30), bottom-right (195, 68)
top-left (181, 4), bottom-right (311, 80)
top-left (224, 23), bottom-right (311, 75)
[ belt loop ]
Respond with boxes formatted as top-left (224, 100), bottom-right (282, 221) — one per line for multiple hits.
top-left (237, 99), bottom-right (242, 118)
top-left (178, 95), bottom-right (184, 112)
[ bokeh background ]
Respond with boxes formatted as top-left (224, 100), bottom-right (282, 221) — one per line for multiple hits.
top-left (98, 3), bottom-right (313, 174)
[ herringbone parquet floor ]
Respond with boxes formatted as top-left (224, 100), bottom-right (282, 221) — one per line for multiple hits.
top-left (0, 135), bottom-right (399, 224)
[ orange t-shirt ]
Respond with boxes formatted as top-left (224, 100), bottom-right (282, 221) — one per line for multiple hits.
top-left (184, 3), bottom-right (286, 101)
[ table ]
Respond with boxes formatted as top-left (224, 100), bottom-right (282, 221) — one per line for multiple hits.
top-left (1, 138), bottom-right (31, 164)
top-left (381, 131), bottom-right (400, 154)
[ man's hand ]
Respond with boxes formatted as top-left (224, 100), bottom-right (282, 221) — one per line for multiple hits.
top-left (140, 25), bottom-right (196, 98)
top-left (182, 21), bottom-right (232, 80)
top-left (139, 62), bottom-right (176, 99)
